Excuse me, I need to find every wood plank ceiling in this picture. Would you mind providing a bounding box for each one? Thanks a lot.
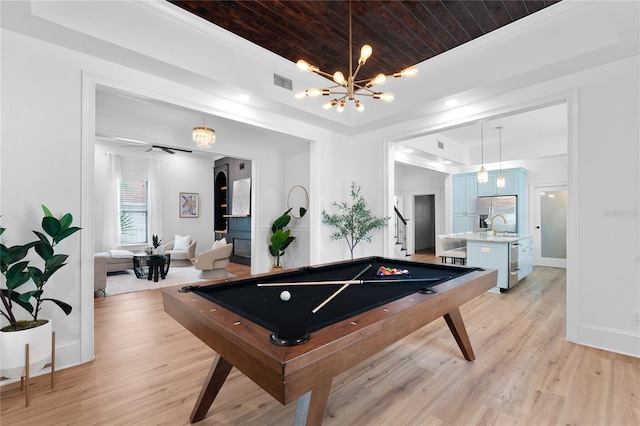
[168,0,561,82]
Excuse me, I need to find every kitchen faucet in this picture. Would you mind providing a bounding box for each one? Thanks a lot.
[490,214,506,234]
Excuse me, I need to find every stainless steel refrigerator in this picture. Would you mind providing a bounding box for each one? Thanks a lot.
[476,196,517,233]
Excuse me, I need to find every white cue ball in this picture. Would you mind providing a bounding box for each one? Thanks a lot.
[280,290,291,302]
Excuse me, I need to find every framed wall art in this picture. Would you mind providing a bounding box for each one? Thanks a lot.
[179,192,199,218]
[232,177,251,216]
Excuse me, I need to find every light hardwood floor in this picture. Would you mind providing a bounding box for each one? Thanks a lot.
[2,254,639,425]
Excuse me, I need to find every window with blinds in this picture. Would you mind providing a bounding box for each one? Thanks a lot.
[120,178,148,245]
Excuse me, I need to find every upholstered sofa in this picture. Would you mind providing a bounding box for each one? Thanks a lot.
[94,250,135,272]
[195,238,233,279]
[161,235,197,266]
[93,250,136,296]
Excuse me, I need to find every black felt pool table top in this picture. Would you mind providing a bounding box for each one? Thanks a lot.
[187,256,477,344]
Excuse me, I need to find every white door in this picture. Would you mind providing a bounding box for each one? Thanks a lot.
[532,185,567,268]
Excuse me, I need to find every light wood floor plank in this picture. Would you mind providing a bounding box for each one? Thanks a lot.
[2,254,639,425]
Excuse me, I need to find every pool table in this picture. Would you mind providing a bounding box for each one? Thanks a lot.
[162,256,497,425]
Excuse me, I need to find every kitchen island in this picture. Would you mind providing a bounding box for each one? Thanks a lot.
[465,232,533,291]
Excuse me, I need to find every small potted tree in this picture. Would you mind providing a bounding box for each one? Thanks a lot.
[0,205,81,379]
[321,181,389,259]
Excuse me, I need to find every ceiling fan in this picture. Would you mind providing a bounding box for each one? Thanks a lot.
[145,145,192,154]
[116,137,193,154]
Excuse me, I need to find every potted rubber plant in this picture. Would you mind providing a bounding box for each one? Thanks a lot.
[0,205,81,378]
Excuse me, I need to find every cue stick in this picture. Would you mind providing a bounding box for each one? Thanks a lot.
[311,264,373,314]
[257,277,451,287]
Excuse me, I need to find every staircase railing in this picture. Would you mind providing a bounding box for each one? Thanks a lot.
[394,206,408,253]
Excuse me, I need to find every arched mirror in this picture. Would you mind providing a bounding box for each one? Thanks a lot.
[287,185,309,219]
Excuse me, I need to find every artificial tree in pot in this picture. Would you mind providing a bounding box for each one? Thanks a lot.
[321,181,389,259]
[0,205,81,379]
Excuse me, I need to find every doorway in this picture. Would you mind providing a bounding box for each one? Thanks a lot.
[414,194,436,251]
[532,185,567,268]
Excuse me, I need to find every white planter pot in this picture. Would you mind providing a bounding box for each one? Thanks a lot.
[0,320,52,379]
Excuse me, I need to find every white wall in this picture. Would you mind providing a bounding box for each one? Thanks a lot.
[315,133,391,262]
[1,30,88,368]
[94,142,217,253]
[282,150,311,269]
[567,56,639,355]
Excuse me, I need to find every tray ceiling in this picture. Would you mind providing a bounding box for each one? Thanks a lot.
[169,0,561,81]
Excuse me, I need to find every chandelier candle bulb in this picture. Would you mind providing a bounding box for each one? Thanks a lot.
[373,92,394,103]
[366,73,387,87]
[296,60,318,73]
[359,45,372,64]
[394,67,419,78]
[323,100,339,110]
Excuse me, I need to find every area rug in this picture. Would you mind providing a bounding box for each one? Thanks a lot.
[103,265,235,296]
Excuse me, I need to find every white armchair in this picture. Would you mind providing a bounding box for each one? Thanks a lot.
[195,239,233,279]
[161,235,197,266]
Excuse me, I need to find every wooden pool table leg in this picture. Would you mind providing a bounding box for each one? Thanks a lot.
[443,307,476,362]
[190,354,233,423]
[293,381,332,426]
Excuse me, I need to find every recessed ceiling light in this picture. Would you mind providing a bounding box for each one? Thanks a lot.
[237,94,250,102]
[445,99,458,107]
